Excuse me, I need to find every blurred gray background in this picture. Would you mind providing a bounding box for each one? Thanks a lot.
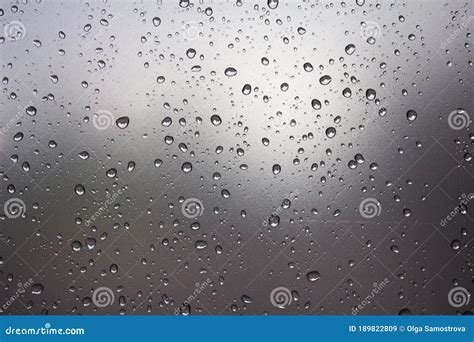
[0,0,472,315]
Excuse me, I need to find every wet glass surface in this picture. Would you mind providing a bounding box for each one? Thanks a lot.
[0,0,472,315]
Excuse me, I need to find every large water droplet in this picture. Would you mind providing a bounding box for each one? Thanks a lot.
[267,0,279,9]
[224,67,237,77]
[25,106,37,116]
[406,110,417,122]
[311,99,322,110]
[345,44,356,55]
[74,184,85,196]
[211,115,222,126]
[306,271,321,282]
[272,164,281,175]
[116,116,130,129]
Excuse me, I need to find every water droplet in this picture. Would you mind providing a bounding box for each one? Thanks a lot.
[152,17,161,27]
[221,189,230,198]
[31,284,44,295]
[345,44,356,55]
[74,184,85,196]
[106,168,117,178]
[25,106,37,116]
[303,62,313,72]
[116,116,130,129]
[406,110,417,122]
[398,308,412,315]
[272,164,281,175]
[241,295,253,304]
[224,67,237,77]
[71,240,82,252]
[211,115,222,126]
[306,271,321,282]
[319,75,332,85]
[325,127,336,138]
[267,0,279,9]
[269,215,280,227]
[451,239,461,250]
[311,99,322,110]
[186,48,196,59]
[354,153,365,164]
[242,84,251,95]
[366,88,376,101]
[182,162,192,173]
[342,87,352,98]
[195,240,208,249]
[79,151,89,160]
